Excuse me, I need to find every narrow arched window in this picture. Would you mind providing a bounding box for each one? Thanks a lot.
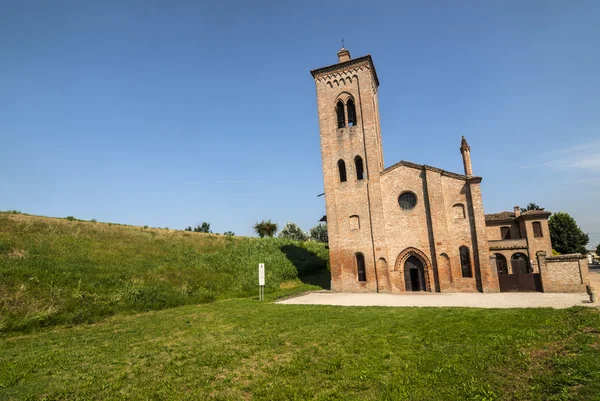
[337,159,347,182]
[336,100,345,128]
[460,246,472,278]
[355,156,364,180]
[356,253,366,282]
[347,99,357,126]
[495,254,508,274]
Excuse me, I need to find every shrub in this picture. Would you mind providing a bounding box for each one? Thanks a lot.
[65,216,76,221]
[223,231,235,236]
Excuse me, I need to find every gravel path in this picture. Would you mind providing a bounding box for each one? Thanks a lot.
[278,291,595,309]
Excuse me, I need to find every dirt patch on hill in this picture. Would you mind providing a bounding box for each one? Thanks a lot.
[7,249,27,258]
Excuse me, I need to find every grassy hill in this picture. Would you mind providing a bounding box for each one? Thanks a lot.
[0,212,329,333]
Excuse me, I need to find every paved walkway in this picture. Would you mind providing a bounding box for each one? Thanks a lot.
[278,291,595,309]
[589,265,600,288]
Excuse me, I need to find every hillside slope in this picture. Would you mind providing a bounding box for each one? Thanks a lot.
[0,213,329,333]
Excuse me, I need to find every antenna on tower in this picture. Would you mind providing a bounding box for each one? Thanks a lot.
[341,38,345,49]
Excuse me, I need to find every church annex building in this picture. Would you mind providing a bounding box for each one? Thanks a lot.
[311,48,589,294]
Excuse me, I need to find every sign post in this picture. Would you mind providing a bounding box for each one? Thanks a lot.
[258,263,265,301]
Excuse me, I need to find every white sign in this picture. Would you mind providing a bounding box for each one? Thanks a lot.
[258,263,265,286]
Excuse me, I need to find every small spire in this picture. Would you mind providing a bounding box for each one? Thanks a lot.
[341,38,345,49]
[460,136,473,176]
[460,135,470,152]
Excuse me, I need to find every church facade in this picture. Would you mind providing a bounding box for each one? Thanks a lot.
[310,48,588,293]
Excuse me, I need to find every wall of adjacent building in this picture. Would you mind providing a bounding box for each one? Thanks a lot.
[537,253,589,293]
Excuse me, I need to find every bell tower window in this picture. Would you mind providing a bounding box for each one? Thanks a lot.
[355,156,364,180]
[347,99,357,126]
[336,101,345,128]
[338,159,347,182]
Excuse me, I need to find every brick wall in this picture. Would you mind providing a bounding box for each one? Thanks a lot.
[537,252,589,293]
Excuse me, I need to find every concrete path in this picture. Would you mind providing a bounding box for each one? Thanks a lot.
[277,291,595,309]
[589,265,600,288]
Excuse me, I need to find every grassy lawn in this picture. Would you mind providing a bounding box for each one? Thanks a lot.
[0,212,328,334]
[1,300,599,400]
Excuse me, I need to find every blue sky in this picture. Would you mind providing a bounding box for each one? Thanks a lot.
[1,1,599,245]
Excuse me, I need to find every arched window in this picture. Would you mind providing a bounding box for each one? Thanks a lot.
[347,99,357,126]
[356,253,366,282]
[459,246,472,278]
[354,156,364,180]
[495,254,508,275]
[337,159,347,182]
[336,100,345,129]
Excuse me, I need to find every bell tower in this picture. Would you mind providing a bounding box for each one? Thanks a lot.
[311,49,388,292]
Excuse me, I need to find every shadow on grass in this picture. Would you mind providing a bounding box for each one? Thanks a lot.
[280,244,331,290]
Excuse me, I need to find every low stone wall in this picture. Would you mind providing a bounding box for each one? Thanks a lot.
[536,252,589,293]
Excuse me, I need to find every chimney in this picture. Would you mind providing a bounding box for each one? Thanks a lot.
[514,206,521,218]
[460,136,473,176]
[337,48,351,63]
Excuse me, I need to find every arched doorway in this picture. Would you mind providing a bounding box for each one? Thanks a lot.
[404,256,426,291]
[511,253,530,274]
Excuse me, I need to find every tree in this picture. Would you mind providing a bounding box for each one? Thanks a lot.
[521,203,544,213]
[310,223,328,243]
[195,222,212,233]
[254,220,278,238]
[223,231,235,236]
[185,222,212,233]
[279,222,308,241]
[548,212,589,255]
[596,243,600,257]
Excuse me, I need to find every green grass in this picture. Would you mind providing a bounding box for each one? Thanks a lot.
[1,301,599,400]
[0,213,329,334]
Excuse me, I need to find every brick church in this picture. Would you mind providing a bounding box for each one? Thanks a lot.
[310,48,589,293]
